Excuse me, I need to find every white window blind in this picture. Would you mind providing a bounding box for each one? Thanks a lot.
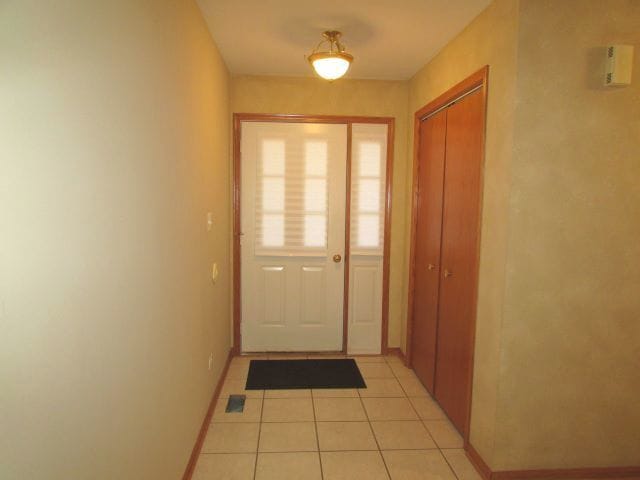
[255,126,337,256]
[350,124,388,255]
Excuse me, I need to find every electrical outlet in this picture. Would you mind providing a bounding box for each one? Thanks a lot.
[208,353,213,371]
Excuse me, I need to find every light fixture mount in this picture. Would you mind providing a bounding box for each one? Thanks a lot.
[307,30,354,81]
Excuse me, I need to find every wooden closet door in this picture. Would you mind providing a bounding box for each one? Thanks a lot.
[410,109,447,393]
[434,89,484,434]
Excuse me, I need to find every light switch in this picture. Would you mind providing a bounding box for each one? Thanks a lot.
[207,212,214,231]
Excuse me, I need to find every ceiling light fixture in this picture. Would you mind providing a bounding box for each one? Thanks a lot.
[307,31,353,80]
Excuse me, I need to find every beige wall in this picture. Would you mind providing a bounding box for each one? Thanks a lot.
[493,0,640,469]
[232,76,410,348]
[407,0,520,464]
[0,1,231,479]
[407,0,640,470]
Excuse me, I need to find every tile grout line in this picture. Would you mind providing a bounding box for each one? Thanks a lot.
[440,449,462,480]
[310,388,325,479]
[211,414,448,424]
[386,353,446,476]
[385,355,462,480]
[357,383,393,480]
[387,354,445,450]
[252,369,265,480]
[200,447,444,455]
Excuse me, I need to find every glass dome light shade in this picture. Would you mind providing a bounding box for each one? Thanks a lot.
[308,52,353,80]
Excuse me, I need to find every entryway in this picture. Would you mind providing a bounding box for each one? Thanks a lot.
[234,115,393,355]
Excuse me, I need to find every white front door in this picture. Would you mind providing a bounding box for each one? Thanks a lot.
[240,122,347,352]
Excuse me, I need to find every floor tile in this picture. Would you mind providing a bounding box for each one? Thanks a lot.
[262,398,314,422]
[201,423,260,453]
[226,355,268,377]
[313,397,367,421]
[258,422,317,452]
[264,389,311,399]
[382,450,456,480]
[316,421,378,451]
[212,397,262,423]
[388,361,416,378]
[359,378,406,398]
[192,453,255,480]
[441,449,483,480]
[350,355,386,363]
[307,354,346,359]
[226,362,250,380]
[229,356,251,366]
[370,420,437,450]
[228,355,258,366]
[255,452,321,480]
[361,397,418,421]
[397,374,429,397]
[266,354,309,359]
[231,355,265,366]
[408,396,446,420]
[220,378,263,399]
[384,354,405,365]
[358,363,395,379]
[312,388,359,398]
[423,419,463,448]
[321,451,390,480]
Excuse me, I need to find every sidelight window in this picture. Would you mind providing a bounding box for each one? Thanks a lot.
[351,124,388,255]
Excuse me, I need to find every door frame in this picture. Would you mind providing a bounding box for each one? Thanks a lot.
[232,113,395,355]
[405,66,488,443]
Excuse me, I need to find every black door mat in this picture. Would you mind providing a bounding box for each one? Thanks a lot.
[245,359,367,390]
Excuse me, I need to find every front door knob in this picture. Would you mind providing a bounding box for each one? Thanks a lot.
[333,254,342,263]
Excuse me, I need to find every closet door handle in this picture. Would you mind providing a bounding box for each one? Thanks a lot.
[444,269,453,278]
[427,263,436,271]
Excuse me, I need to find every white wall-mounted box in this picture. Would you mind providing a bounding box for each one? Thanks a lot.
[605,45,634,86]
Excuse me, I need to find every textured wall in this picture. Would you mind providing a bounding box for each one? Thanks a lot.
[494,0,640,469]
[407,0,520,464]
[0,1,231,479]
[232,76,410,348]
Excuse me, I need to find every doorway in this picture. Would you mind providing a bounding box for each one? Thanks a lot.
[406,67,488,439]
[233,114,394,354]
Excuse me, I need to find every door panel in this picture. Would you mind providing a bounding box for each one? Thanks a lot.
[261,266,286,326]
[411,110,447,393]
[300,266,326,325]
[241,122,347,351]
[434,89,484,434]
[351,265,378,325]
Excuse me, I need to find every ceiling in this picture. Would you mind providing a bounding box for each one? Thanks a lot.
[196,0,491,80]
